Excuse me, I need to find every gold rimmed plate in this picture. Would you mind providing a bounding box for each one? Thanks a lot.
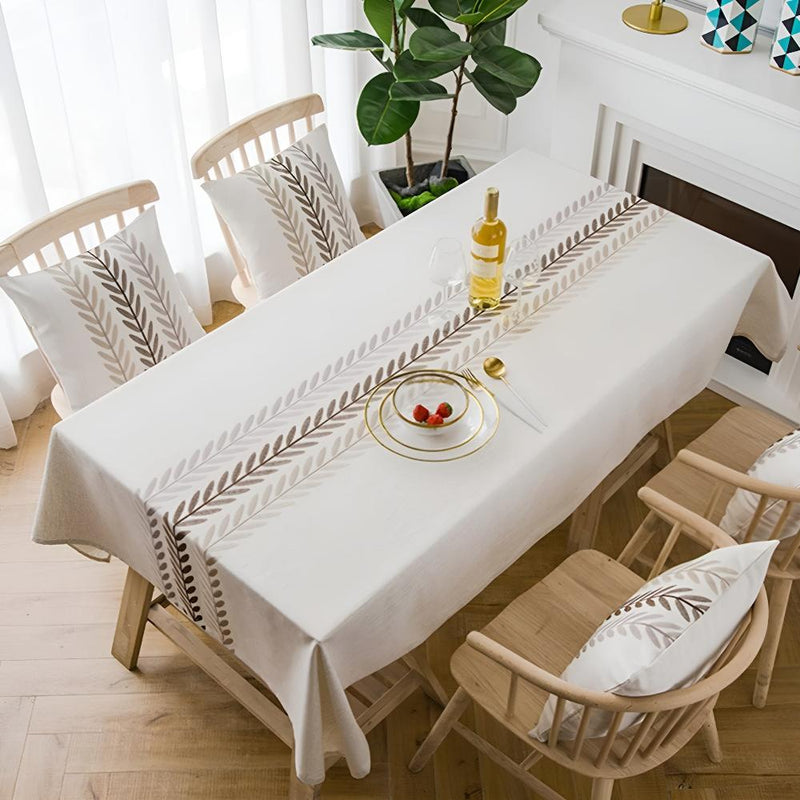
[364,370,500,462]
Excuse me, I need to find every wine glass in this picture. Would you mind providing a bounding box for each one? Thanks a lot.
[428,238,466,330]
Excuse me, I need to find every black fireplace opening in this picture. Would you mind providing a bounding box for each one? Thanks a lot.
[639,165,800,375]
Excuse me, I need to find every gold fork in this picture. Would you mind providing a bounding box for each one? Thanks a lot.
[461,367,494,397]
[460,367,542,432]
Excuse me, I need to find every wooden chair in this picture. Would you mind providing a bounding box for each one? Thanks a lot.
[0,181,160,419]
[191,93,325,309]
[409,487,769,800]
[640,404,799,707]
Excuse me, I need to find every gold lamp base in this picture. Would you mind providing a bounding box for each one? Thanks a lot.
[622,2,688,34]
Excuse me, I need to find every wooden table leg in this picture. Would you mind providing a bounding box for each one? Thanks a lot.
[403,643,450,706]
[653,419,676,469]
[111,566,154,670]
[289,750,321,800]
[567,486,604,553]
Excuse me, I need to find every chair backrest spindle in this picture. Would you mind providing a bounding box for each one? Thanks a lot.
[547,696,566,748]
[647,519,682,579]
[506,673,519,717]
[676,449,800,578]
[570,706,594,760]
[0,181,158,279]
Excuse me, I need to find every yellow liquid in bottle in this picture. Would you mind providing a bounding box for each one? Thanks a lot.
[469,188,506,310]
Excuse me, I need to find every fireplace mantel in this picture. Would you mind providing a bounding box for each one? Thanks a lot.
[539,0,800,130]
[537,0,800,421]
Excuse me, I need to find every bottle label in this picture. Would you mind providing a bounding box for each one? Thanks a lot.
[471,256,499,279]
[472,242,499,259]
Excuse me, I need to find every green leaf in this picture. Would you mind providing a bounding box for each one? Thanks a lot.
[394,49,461,80]
[470,67,516,113]
[409,27,473,61]
[311,31,384,52]
[472,19,506,47]
[364,0,394,46]
[507,80,534,97]
[472,45,541,88]
[405,8,448,28]
[394,0,415,14]
[430,0,478,21]
[454,12,486,25]
[458,0,528,26]
[390,79,452,101]
[357,73,420,145]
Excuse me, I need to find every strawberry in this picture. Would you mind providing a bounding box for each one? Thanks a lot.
[427,413,444,426]
[413,404,430,422]
[436,402,453,418]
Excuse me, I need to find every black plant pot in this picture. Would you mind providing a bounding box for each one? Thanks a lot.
[372,155,476,225]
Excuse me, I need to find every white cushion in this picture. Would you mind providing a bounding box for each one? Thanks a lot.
[720,429,800,542]
[202,124,364,300]
[531,540,777,742]
[0,208,203,412]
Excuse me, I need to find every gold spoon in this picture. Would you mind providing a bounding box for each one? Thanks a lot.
[483,357,548,429]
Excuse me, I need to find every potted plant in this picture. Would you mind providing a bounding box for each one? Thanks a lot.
[312,0,541,223]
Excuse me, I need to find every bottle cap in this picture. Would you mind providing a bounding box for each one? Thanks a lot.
[484,187,499,221]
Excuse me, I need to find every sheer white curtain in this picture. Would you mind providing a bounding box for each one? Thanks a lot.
[0,0,392,447]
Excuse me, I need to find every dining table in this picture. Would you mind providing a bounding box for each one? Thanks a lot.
[32,149,790,788]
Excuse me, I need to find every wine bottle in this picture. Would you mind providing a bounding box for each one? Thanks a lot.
[469,187,507,310]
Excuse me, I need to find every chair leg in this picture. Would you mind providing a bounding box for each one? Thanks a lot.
[591,777,614,800]
[753,577,793,708]
[111,567,154,670]
[409,686,470,773]
[701,711,723,763]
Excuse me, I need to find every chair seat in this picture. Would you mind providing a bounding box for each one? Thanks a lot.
[451,549,643,745]
[646,406,793,523]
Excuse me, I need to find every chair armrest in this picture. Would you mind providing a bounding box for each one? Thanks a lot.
[677,449,800,503]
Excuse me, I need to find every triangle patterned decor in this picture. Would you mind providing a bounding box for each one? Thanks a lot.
[771,0,800,73]
[701,0,763,52]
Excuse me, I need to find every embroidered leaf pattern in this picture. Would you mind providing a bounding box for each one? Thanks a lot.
[244,168,318,276]
[112,229,192,352]
[134,186,667,636]
[578,552,738,657]
[86,247,163,368]
[52,258,134,386]
[269,154,337,262]
[293,136,363,249]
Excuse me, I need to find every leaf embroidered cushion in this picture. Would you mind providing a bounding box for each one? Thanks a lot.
[0,208,204,411]
[719,429,800,542]
[201,124,364,300]
[530,540,777,742]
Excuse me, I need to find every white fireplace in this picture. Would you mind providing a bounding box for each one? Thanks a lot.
[533,0,800,421]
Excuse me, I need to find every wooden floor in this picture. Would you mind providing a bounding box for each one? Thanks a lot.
[2,312,799,799]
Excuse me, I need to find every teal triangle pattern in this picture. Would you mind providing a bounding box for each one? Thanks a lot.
[701,0,763,52]
[771,0,800,73]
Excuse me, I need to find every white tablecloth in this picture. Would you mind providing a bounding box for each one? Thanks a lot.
[33,150,789,784]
